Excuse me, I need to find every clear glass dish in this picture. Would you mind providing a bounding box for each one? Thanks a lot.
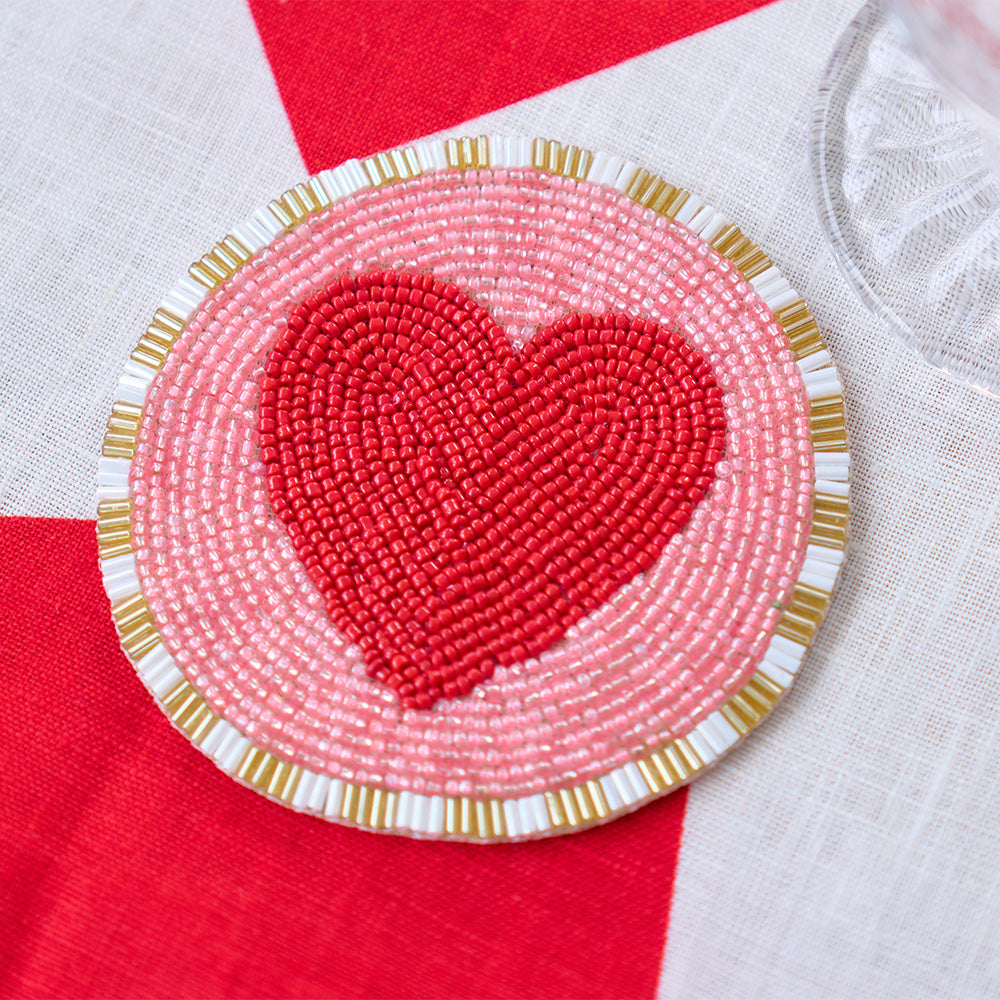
[812,0,1000,396]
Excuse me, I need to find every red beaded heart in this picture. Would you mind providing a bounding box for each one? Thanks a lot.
[259,271,726,709]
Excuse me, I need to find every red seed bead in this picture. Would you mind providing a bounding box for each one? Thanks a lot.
[259,271,726,709]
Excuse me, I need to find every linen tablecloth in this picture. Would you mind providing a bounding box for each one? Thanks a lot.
[3,1,999,996]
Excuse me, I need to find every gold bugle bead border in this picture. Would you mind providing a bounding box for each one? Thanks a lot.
[625,168,694,228]
[362,147,422,187]
[130,308,187,372]
[446,135,490,171]
[268,182,327,230]
[189,235,255,291]
[531,138,594,181]
[98,137,848,841]
[110,592,161,661]
[102,401,144,459]
[775,583,832,646]
[810,493,850,550]
[96,498,134,558]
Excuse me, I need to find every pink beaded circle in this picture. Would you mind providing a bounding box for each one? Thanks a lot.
[100,139,848,840]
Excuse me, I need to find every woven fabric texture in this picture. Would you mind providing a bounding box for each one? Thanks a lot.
[3,0,1000,997]
[439,3,1000,996]
[1,516,685,998]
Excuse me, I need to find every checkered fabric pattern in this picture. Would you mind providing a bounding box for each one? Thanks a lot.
[3,2,999,996]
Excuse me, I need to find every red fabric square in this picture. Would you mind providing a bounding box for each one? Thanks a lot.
[250,0,779,173]
[1,518,686,999]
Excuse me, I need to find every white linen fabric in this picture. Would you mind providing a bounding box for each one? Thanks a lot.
[0,0,304,517]
[452,3,1000,995]
[3,0,999,995]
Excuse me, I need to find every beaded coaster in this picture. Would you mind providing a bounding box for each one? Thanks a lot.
[97,137,849,842]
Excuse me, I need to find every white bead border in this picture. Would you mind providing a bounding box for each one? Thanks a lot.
[97,136,849,841]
